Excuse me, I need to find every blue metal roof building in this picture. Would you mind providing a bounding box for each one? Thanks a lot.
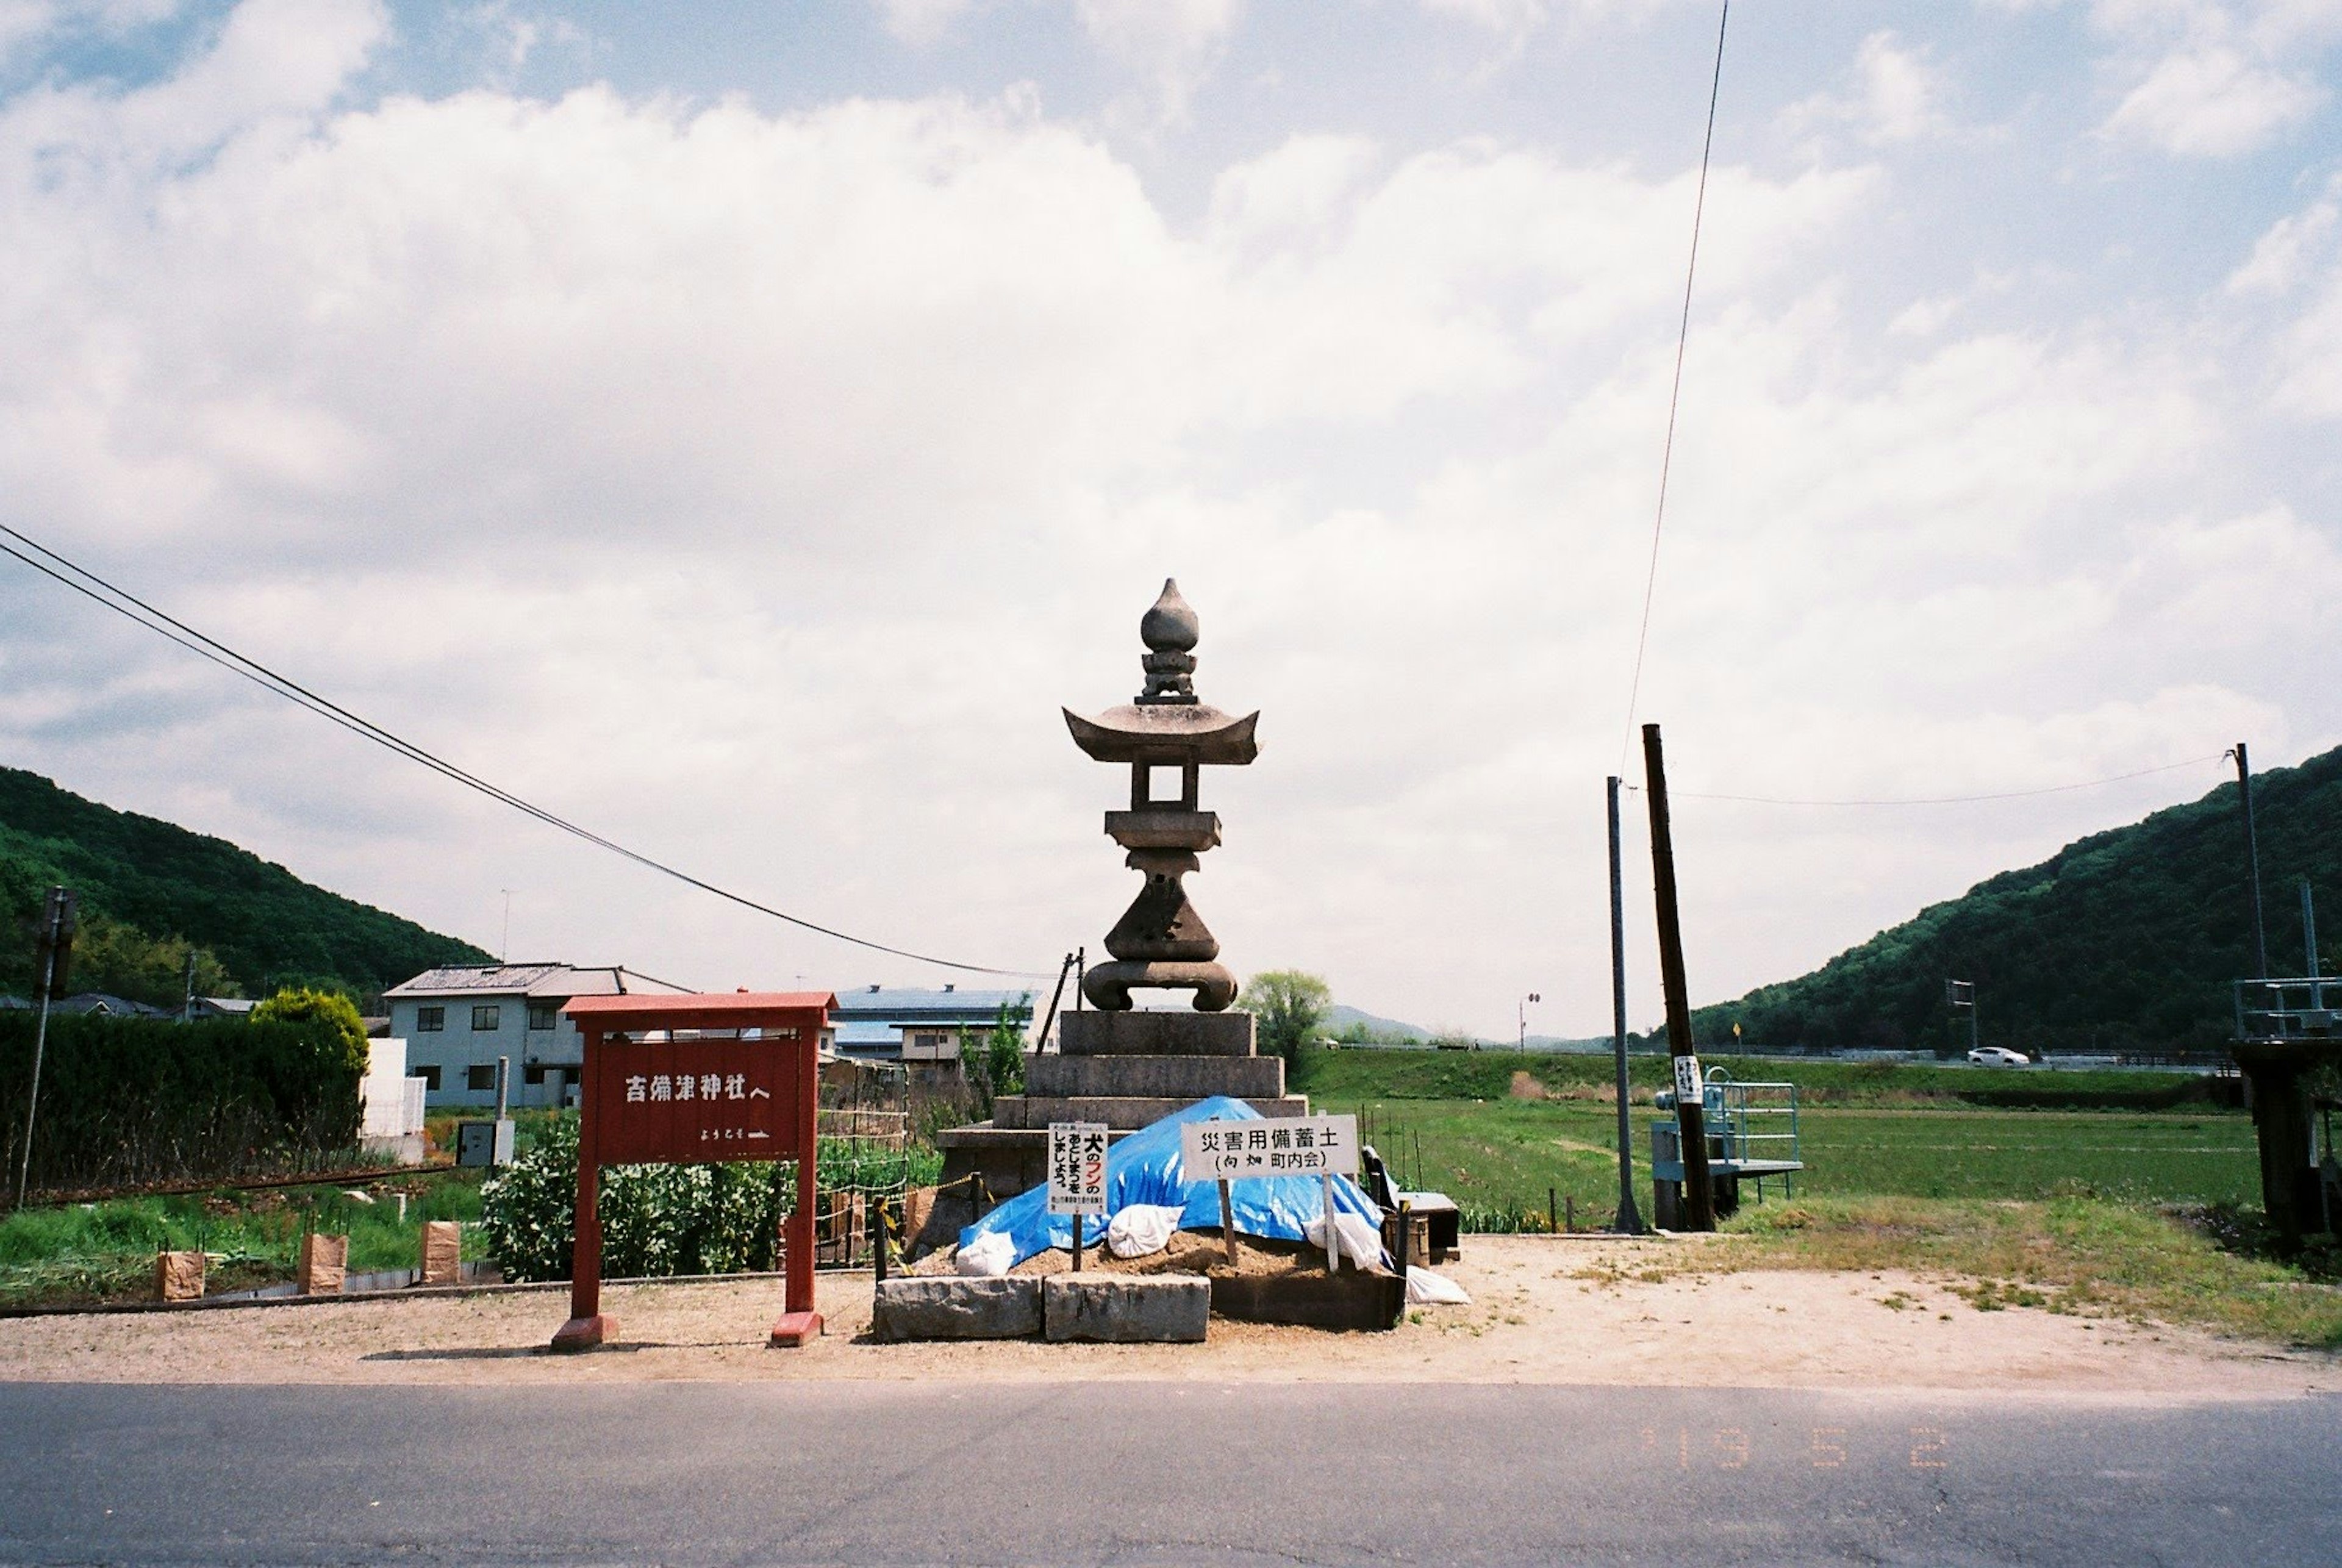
[822,984,1034,1065]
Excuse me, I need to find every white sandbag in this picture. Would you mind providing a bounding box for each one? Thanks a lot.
[1405,1267,1470,1305]
[955,1229,1016,1278]
[1105,1204,1185,1259]
[1303,1208,1386,1270]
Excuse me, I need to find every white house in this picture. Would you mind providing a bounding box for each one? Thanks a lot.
[384,962,689,1109]
[358,1036,427,1163]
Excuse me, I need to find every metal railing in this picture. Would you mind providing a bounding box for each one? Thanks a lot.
[1704,1070,1800,1171]
[2233,978,2342,1043]
[1650,1069,1803,1197]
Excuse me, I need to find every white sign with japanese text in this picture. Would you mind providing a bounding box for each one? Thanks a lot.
[1047,1122,1109,1216]
[1672,1055,1703,1102]
[1180,1114,1357,1182]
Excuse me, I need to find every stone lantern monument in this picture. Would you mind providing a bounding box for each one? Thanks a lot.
[933,581,1305,1200]
[1062,579,1258,1013]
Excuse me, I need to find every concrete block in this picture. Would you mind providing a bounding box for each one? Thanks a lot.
[1059,1011,1256,1058]
[1023,1053,1285,1100]
[1044,1273,1209,1343]
[154,1250,204,1302]
[420,1220,463,1286]
[296,1233,347,1296]
[871,1277,1044,1341]
[994,1094,1309,1131]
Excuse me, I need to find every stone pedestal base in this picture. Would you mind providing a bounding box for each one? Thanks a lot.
[935,1009,1302,1207]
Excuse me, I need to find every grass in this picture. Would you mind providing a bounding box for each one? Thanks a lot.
[1332,1095,2259,1225]
[1311,1044,2340,1350]
[1572,1194,2342,1351]
[0,1169,487,1308]
[1295,1043,2233,1112]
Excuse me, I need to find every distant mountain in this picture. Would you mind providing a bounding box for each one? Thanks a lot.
[1693,744,2342,1055]
[0,768,489,1008]
[1325,1003,1431,1042]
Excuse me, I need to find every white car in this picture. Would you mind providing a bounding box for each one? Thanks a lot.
[1968,1045,2030,1067]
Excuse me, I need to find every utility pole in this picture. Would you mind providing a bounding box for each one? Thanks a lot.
[1517,992,1539,1050]
[181,949,198,1025]
[2233,743,2268,980]
[15,886,77,1209]
[1947,979,1977,1056]
[1641,725,1715,1232]
[1606,776,1644,1236]
[2304,881,2324,1013]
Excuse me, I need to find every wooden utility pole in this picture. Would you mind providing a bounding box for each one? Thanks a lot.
[1640,725,1716,1232]
[1606,776,1644,1235]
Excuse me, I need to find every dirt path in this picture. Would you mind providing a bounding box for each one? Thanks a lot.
[2,1237,2332,1400]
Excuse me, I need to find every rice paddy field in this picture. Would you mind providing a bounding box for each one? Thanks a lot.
[1291,1046,2260,1226]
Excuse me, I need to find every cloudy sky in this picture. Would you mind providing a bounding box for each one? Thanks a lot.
[2,0,2338,1037]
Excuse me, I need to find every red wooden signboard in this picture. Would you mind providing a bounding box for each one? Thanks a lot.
[551,990,833,1353]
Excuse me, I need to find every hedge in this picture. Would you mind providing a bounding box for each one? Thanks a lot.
[0,1011,362,1196]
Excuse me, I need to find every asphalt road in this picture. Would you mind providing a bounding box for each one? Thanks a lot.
[1,1381,2335,1566]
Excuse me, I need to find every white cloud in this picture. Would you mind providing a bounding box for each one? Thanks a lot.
[2102,42,2322,153]
[1782,31,1950,148]
[2094,0,2340,156]
[2270,262,2342,415]
[1073,0,1239,121]
[2226,181,2338,293]
[873,0,975,46]
[0,1,2333,1033]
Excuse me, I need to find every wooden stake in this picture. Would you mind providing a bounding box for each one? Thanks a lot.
[1218,1178,1238,1268]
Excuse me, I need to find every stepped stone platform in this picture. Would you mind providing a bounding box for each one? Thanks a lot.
[934,1009,1306,1201]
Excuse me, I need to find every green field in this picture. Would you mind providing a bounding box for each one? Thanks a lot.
[0,1170,487,1308]
[1292,1046,2258,1225]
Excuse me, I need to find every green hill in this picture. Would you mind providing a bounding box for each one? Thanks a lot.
[0,767,489,1008]
[1692,745,2342,1056]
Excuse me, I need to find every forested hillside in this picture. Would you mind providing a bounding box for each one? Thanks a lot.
[0,768,487,1007]
[1693,745,2342,1055]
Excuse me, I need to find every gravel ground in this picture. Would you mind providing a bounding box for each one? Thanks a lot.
[1,1236,2333,1401]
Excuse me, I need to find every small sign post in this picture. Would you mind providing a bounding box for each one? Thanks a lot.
[1048,1122,1109,1271]
[1178,1114,1359,1273]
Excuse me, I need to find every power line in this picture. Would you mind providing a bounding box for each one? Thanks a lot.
[0,523,1051,979]
[1618,0,1730,770]
[1658,753,2227,807]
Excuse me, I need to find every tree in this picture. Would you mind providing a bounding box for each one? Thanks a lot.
[251,986,370,1081]
[1245,970,1332,1065]
[959,1002,1029,1115]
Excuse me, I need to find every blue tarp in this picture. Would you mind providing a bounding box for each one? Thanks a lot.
[960,1095,1384,1269]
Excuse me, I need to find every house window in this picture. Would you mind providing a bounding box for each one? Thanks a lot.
[415,1006,445,1033]
[524,1063,547,1084]
[526,1001,557,1031]
[471,1004,500,1031]
[409,1064,442,1090]
[465,1064,496,1092]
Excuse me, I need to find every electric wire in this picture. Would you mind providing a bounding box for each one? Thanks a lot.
[0,523,1052,979]
[1618,0,1730,770]
[1633,753,2227,807]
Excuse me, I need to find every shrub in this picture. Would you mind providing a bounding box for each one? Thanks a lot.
[478,1117,942,1282]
